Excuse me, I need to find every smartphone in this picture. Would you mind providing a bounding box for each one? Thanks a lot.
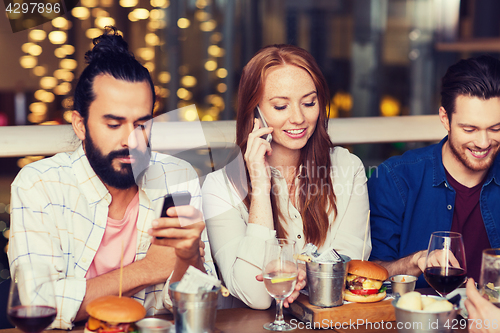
[160,192,192,218]
[156,192,192,238]
[254,105,272,143]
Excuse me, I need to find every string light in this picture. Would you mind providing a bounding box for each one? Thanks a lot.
[33,66,46,76]
[29,30,46,42]
[204,60,217,71]
[177,18,190,29]
[158,72,171,84]
[27,44,42,56]
[132,8,149,20]
[95,17,115,28]
[52,17,69,29]
[40,76,58,90]
[72,7,90,20]
[21,42,35,53]
[119,0,138,7]
[181,76,197,88]
[145,33,160,46]
[20,56,37,68]
[86,28,102,39]
[200,20,216,32]
[60,59,77,70]
[48,31,67,44]
[216,68,227,78]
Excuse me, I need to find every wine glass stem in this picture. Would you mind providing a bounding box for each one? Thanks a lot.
[274,298,285,326]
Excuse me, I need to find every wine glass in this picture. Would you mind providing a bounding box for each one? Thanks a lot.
[479,248,500,307]
[423,231,467,297]
[262,238,298,331]
[7,262,57,333]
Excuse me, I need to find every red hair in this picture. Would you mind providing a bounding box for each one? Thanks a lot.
[229,44,336,247]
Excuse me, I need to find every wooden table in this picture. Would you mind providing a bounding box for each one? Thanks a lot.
[0,307,465,333]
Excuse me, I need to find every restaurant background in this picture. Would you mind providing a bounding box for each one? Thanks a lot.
[0,0,499,282]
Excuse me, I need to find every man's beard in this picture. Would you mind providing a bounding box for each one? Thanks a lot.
[448,130,499,172]
[85,131,150,189]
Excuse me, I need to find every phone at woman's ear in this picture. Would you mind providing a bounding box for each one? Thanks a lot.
[254,105,272,143]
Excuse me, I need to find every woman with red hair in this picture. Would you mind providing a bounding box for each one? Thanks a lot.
[202,44,370,309]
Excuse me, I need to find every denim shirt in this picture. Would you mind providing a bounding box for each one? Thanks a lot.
[368,136,500,287]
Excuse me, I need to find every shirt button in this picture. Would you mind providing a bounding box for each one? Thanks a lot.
[445,183,448,188]
[447,205,452,210]
[82,258,87,263]
[294,215,298,219]
[297,235,301,239]
[96,220,102,226]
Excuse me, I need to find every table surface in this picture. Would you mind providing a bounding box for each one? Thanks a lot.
[0,306,469,333]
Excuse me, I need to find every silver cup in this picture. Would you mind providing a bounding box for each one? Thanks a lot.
[136,318,172,333]
[390,275,417,296]
[168,282,220,333]
[306,254,351,307]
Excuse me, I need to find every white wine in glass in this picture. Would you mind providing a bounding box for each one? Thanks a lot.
[262,238,298,331]
[479,248,500,308]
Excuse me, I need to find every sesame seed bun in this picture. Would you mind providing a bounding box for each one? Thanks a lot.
[86,295,146,324]
[347,260,389,281]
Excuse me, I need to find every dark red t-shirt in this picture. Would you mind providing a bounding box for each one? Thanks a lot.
[445,169,490,282]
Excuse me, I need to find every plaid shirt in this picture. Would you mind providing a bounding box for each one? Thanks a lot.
[8,144,215,329]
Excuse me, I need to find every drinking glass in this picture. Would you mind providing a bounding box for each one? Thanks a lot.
[423,231,467,297]
[479,248,500,307]
[7,262,57,333]
[262,238,298,331]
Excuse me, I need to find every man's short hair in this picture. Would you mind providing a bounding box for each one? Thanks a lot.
[441,55,500,122]
[73,26,155,124]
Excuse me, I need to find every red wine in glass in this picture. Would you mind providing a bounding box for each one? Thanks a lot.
[7,305,57,333]
[424,267,467,296]
[7,263,57,333]
[424,231,467,297]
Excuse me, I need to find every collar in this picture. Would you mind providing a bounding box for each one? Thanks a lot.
[432,137,448,187]
[71,144,112,206]
[433,136,500,187]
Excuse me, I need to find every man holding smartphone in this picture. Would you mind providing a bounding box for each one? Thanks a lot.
[8,27,215,329]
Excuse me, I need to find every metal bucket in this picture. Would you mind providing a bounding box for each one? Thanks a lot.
[168,282,220,333]
[306,254,351,307]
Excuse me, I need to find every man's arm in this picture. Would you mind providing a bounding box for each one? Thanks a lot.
[74,245,177,322]
[373,250,427,278]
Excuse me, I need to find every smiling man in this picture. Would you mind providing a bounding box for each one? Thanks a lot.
[368,55,500,287]
[8,27,215,329]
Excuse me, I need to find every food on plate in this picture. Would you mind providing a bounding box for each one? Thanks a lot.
[396,291,454,312]
[397,291,422,311]
[344,260,389,303]
[85,295,146,333]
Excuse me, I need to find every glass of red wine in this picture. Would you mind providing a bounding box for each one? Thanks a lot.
[7,262,57,333]
[423,231,467,297]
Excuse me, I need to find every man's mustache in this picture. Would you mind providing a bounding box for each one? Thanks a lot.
[108,149,130,160]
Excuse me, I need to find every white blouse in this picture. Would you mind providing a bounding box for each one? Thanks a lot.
[201,146,371,309]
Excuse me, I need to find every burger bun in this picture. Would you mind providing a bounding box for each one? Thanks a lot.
[344,290,387,303]
[347,260,389,281]
[86,295,146,324]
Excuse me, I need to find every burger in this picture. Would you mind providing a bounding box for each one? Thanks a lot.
[344,260,389,303]
[85,295,146,333]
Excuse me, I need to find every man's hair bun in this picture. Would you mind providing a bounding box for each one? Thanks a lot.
[84,26,133,64]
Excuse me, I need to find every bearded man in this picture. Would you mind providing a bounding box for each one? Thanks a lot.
[368,55,500,287]
[8,27,215,329]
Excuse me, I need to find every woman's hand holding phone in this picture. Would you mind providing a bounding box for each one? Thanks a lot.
[244,117,273,196]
